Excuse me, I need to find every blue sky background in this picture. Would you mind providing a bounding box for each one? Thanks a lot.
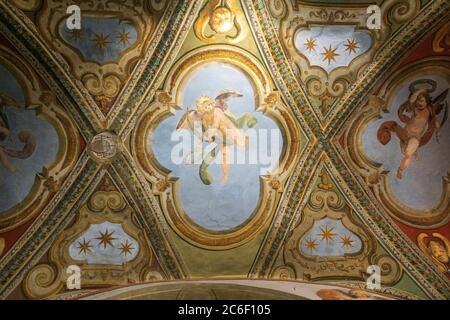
[152,63,282,231]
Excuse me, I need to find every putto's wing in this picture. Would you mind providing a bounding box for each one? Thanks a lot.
[214,90,243,110]
[439,101,448,128]
[176,110,190,130]
[215,90,243,103]
[432,88,449,115]
[176,110,201,130]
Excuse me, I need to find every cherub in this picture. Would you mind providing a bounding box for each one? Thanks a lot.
[176,90,257,185]
[175,89,246,130]
[0,93,36,173]
[417,232,450,274]
[377,83,448,179]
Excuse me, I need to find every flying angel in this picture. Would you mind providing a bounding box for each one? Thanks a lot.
[377,80,448,179]
[175,89,257,185]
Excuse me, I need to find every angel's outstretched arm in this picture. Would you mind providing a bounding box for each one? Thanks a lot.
[397,101,411,123]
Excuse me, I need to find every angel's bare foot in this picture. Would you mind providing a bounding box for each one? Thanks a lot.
[396,168,403,179]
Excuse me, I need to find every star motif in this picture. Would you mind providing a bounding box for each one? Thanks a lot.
[321,45,340,64]
[76,238,92,255]
[318,225,336,242]
[340,235,355,249]
[117,29,131,46]
[119,240,134,256]
[305,37,317,52]
[95,229,117,249]
[92,32,111,50]
[344,38,359,54]
[304,237,318,253]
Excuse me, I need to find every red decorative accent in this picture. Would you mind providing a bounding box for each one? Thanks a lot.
[394,218,450,279]
[397,34,436,69]
[339,132,345,148]
[0,218,36,256]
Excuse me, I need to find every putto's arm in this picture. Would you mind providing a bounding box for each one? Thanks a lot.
[397,101,412,123]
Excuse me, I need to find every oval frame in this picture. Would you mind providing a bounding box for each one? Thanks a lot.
[132,45,301,249]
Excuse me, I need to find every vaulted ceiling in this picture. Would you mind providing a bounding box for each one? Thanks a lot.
[0,0,448,300]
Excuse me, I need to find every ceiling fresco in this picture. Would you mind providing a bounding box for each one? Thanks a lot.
[0,0,448,300]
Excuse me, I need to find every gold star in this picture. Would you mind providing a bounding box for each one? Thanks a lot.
[344,38,359,54]
[117,29,131,46]
[92,33,111,50]
[318,225,336,242]
[305,37,317,52]
[321,45,340,64]
[305,238,318,253]
[340,235,355,249]
[76,238,92,255]
[69,29,82,41]
[95,229,117,249]
[119,240,134,256]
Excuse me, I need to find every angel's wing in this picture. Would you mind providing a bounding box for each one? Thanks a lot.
[432,89,449,128]
[176,110,190,130]
[433,88,448,115]
[214,90,243,110]
[176,110,202,130]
